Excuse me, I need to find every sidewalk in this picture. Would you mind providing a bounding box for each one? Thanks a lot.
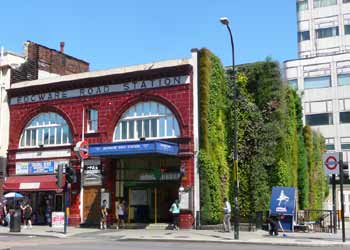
[0,225,350,247]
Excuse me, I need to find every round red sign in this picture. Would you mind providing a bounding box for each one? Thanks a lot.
[325,156,338,170]
[75,140,89,160]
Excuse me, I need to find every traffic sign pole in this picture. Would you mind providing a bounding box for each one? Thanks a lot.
[339,153,346,242]
[332,174,337,234]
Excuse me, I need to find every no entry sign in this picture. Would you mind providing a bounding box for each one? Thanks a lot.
[323,152,340,176]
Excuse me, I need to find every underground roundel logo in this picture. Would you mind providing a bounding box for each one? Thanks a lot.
[325,156,338,170]
[75,140,89,160]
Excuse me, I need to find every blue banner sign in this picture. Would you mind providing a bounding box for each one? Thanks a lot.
[269,187,296,216]
[29,161,55,174]
[15,160,69,175]
[89,140,179,157]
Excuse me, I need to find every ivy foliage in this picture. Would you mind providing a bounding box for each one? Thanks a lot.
[198,50,327,223]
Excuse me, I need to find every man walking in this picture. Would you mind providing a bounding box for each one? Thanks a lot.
[223,198,231,232]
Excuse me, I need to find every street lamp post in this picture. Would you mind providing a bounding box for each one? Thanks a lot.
[220,17,239,240]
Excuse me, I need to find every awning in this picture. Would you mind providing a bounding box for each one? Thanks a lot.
[3,175,62,192]
[89,140,179,157]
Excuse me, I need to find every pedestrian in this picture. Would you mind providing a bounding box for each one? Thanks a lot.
[117,200,126,229]
[21,202,33,229]
[223,198,231,232]
[0,201,5,226]
[268,214,279,236]
[100,200,108,230]
[169,199,180,230]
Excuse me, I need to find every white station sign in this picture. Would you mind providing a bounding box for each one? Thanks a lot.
[323,152,340,176]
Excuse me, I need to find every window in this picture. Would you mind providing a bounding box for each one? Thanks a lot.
[340,111,350,123]
[20,112,72,147]
[298,31,310,42]
[325,138,335,151]
[338,74,350,86]
[87,109,98,132]
[316,27,339,39]
[304,76,331,89]
[113,101,180,141]
[305,113,333,126]
[341,138,350,150]
[314,0,337,8]
[344,0,350,3]
[297,0,309,11]
[345,25,350,34]
[288,79,298,89]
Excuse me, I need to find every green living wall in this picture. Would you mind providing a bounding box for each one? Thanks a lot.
[198,50,327,223]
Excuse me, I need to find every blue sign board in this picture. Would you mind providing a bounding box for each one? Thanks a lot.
[28,161,55,174]
[269,187,296,232]
[269,187,296,216]
[89,140,179,157]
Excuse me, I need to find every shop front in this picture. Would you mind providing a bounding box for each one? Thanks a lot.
[3,159,67,224]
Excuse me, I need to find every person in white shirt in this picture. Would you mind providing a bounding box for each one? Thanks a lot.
[223,198,231,232]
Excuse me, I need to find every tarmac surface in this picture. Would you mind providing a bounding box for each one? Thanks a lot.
[1,224,350,247]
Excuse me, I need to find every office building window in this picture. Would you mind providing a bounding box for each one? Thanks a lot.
[316,26,339,39]
[87,109,98,133]
[340,111,350,123]
[314,0,337,8]
[304,76,331,89]
[338,74,350,86]
[345,25,350,34]
[305,113,333,126]
[325,138,335,151]
[297,0,309,11]
[288,79,298,89]
[298,31,310,42]
[341,137,350,150]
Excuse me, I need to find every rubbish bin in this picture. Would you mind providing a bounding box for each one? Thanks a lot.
[9,209,21,232]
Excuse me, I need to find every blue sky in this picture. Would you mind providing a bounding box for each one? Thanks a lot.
[1,0,297,70]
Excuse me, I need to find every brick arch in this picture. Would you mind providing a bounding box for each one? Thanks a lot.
[106,94,186,141]
[14,105,77,147]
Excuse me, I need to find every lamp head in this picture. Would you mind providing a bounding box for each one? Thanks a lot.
[220,17,229,25]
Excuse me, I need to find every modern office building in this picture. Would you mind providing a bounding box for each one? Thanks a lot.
[285,0,350,217]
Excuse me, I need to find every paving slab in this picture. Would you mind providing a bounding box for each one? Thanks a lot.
[0,225,350,247]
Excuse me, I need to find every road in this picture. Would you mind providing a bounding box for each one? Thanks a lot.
[0,236,346,250]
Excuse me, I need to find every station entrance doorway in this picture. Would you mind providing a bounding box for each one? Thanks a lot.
[115,157,181,223]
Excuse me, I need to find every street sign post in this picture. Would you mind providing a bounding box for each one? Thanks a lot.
[323,152,340,176]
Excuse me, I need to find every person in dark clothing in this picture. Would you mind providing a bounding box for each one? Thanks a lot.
[268,215,279,236]
[21,203,33,229]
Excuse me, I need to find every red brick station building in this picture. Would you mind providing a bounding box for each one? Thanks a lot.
[3,50,200,228]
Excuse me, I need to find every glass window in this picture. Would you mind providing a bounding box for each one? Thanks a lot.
[298,31,310,42]
[113,101,180,141]
[288,79,298,89]
[345,25,350,34]
[87,109,98,132]
[341,143,350,150]
[316,27,339,39]
[19,112,72,148]
[326,144,335,150]
[338,74,350,86]
[314,0,337,8]
[305,113,333,126]
[297,0,309,11]
[304,76,331,89]
[340,111,350,123]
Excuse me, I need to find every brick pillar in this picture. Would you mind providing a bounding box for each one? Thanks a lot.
[179,157,194,229]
